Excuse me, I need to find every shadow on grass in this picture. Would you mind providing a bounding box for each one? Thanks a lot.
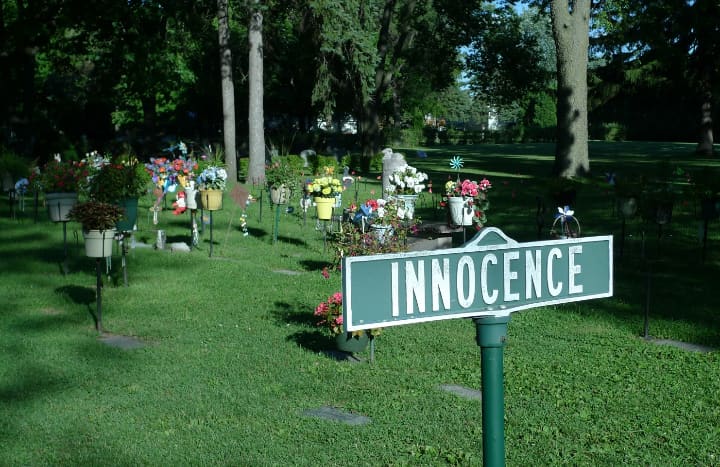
[56,284,100,329]
[287,329,334,353]
[271,301,335,352]
[298,259,331,272]
[274,235,308,247]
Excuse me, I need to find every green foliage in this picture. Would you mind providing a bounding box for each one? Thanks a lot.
[88,158,150,202]
[264,156,299,192]
[0,148,30,181]
[67,200,125,230]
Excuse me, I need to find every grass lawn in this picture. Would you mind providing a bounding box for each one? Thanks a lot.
[1,141,720,465]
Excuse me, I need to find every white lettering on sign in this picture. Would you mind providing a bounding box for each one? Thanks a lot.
[389,245,588,316]
[547,248,562,296]
[526,250,542,299]
[481,254,498,304]
[431,258,451,311]
[503,251,520,302]
[569,245,583,294]
[406,260,425,314]
[457,255,476,308]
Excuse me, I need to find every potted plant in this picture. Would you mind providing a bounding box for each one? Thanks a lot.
[196,165,228,211]
[444,178,492,228]
[88,155,151,231]
[641,181,676,226]
[173,155,200,209]
[265,156,297,204]
[614,174,645,219]
[314,292,380,353]
[307,174,343,220]
[387,164,429,219]
[67,201,125,257]
[36,156,88,222]
[0,147,30,192]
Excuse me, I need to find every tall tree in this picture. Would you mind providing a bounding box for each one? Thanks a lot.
[247,0,265,183]
[218,0,238,185]
[310,0,465,161]
[550,0,591,177]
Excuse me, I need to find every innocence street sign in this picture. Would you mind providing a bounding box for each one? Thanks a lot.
[342,227,613,331]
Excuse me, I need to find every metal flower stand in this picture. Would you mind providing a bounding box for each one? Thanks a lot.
[94,258,104,332]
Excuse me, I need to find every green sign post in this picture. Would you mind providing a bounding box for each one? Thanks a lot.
[342,228,613,466]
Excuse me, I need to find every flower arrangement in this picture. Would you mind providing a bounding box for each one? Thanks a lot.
[197,165,228,191]
[444,177,492,226]
[88,156,151,202]
[307,175,343,198]
[172,156,199,189]
[354,198,408,227]
[35,156,88,193]
[314,292,380,337]
[265,156,298,190]
[145,157,175,192]
[314,292,344,335]
[387,164,429,195]
[67,200,125,231]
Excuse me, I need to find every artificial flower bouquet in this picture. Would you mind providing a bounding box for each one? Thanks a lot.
[444,177,492,226]
[353,198,407,227]
[197,165,228,191]
[34,155,88,193]
[314,292,380,337]
[307,175,343,198]
[387,164,429,195]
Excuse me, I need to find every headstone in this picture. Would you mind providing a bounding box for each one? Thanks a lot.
[299,149,316,168]
[342,166,353,190]
[381,148,406,196]
[302,406,371,425]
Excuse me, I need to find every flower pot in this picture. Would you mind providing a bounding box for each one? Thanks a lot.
[335,332,369,353]
[270,184,291,205]
[46,192,78,222]
[370,224,393,244]
[83,229,116,258]
[314,197,334,220]
[184,186,199,210]
[115,197,138,232]
[396,194,419,219]
[448,196,473,226]
[617,196,638,219]
[200,189,223,211]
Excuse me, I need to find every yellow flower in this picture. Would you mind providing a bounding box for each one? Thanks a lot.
[321,187,331,195]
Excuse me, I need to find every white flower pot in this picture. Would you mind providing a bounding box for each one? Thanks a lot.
[448,196,473,226]
[370,224,393,244]
[395,194,419,219]
[46,192,78,222]
[83,229,116,258]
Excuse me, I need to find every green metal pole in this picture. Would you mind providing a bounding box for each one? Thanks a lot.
[474,315,510,467]
[274,203,280,244]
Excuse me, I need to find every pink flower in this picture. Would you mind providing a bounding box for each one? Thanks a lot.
[321,267,329,279]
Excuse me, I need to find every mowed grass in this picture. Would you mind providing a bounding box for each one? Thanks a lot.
[1,141,720,465]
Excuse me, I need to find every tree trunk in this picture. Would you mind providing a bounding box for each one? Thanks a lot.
[217,0,238,186]
[247,1,266,185]
[550,0,591,177]
[696,91,714,156]
[357,0,417,161]
[141,95,156,132]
